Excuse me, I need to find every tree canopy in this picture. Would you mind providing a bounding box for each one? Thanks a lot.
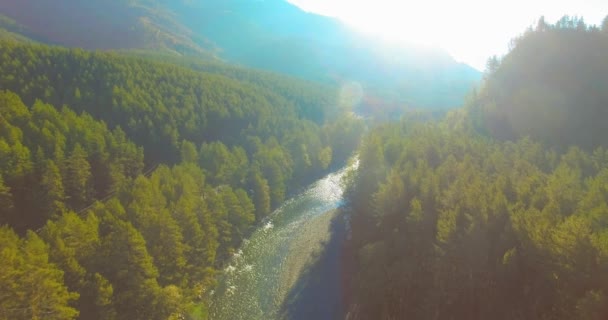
[0,40,363,319]
[344,116,608,319]
[343,17,608,319]
[470,16,608,151]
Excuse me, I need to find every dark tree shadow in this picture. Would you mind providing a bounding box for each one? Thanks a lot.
[278,212,347,320]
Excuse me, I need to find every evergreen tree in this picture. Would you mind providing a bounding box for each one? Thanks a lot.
[180,140,198,164]
[0,227,79,320]
[39,160,66,218]
[95,200,168,320]
[249,169,271,219]
[65,144,92,210]
[0,174,15,225]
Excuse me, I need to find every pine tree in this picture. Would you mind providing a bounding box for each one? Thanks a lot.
[95,200,170,320]
[0,227,79,320]
[40,160,66,218]
[0,174,15,225]
[65,144,92,209]
[250,170,271,219]
[180,140,198,164]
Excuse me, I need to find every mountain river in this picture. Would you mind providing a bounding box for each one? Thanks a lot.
[209,163,355,320]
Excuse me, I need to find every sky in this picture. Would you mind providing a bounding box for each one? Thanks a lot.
[287,0,608,70]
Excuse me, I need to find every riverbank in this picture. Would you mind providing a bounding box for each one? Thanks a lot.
[341,215,356,320]
[278,209,347,320]
[279,209,338,296]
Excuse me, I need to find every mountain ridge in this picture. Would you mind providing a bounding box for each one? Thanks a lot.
[0,0,481,109]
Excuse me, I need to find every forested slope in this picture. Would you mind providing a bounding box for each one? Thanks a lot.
[472,16,608,150]
[0,0,481,109]
[0,40,363,319]
[343,17,608,320]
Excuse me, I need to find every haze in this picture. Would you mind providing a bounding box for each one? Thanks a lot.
[288,0,608,70]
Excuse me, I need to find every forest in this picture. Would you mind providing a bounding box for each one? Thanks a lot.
[0,0,481,110]
[343,17,608,320]
[2,12,608,320]
[0,39,363,319]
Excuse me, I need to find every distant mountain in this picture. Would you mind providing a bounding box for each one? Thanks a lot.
[0,0,481,109]
[0,0,210,55]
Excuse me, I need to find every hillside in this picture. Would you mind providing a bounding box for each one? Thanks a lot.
[342,16,608,320]
[471,16,608,150]
[0,40,364,319]
[0,0,481,109]
[0,0,209,55]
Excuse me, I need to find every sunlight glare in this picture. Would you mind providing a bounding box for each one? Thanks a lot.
[338,1,443,46]
[339,81,364,111]
[288,0,608,70]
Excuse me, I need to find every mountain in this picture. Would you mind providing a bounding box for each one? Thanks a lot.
[0,0,210,55]
[0,0,481,109]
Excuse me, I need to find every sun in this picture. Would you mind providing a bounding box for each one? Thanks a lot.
[341,3,443,47]
[289,0,608,70]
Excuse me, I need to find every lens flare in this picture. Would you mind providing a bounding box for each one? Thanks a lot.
[339,81,364,110]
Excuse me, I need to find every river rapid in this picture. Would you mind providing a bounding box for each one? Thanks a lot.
[209,164,355,320]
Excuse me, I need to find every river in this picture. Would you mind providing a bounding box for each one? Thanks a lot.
[208,164,355,320]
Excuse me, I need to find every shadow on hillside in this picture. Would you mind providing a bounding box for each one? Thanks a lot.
[278,212,347,320]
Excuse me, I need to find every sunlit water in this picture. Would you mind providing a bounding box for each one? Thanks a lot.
[209,164,354,320]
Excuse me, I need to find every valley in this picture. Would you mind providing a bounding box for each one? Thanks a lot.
[0,2,607,320]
